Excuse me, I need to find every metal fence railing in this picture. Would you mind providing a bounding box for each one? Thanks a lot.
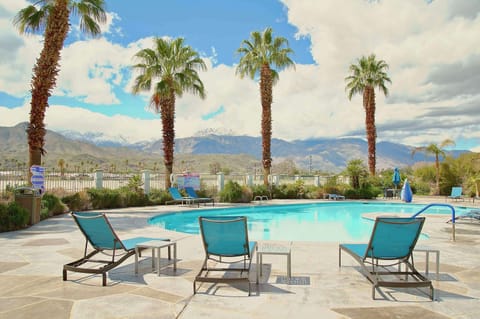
[1,169,345,197]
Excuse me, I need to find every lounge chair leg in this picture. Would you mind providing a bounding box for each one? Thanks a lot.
[63,269,67,281]
[102,273,107,286]
[338,247,342,267]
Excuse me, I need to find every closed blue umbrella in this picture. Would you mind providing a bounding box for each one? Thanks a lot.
[391,167,401,198]
[392,167,401,187]
[401,179,413,203]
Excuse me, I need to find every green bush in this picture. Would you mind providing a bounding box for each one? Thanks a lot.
[0,202,29,232]
[41,193,67,216]
[269,181,306,199]
[119,186,150,207]
[87,188,123,209]
[219,181,250,203]
[303,185,322,199]
[251,184,270,198]
[344,186,381,199]
[148,189,172,205]
[62,191,91,211]
[86,188,158,209]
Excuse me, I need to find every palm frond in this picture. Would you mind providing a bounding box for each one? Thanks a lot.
[13,4,50,34]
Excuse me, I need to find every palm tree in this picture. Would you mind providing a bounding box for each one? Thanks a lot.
[344,159,368,189]
[57,158,65,177]
[13,0,106,181]
[131,37,206,189]
[411,139,455,195]
[236,27,295,186]
[345,54,391,176]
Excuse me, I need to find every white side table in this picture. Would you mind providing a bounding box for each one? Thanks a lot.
[256,242,292,284]
[135,240,177,276]
[414,247,440,280]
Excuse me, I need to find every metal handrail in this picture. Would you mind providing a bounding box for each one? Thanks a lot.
[411,203,456,241]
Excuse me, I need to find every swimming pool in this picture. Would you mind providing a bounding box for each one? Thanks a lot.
[148,202,471,242]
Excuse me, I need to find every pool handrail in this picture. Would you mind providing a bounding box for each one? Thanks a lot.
[410,203,456,241]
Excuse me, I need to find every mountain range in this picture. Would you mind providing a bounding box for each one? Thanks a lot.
[0,123,468,173]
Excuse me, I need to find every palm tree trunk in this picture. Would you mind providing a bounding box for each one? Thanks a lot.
[260,64,273,185]
[363,86,376,176]
[27,0,70,183]
[161,91,176,189]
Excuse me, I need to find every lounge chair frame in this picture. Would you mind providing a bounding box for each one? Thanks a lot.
[339,217,434,300]
[184,187,215,206]
[194,216,256,295]
[166,187,201,207]
[63,212,169,286]
[446,186,464,201]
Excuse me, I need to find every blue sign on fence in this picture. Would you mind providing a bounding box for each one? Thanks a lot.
[30,165,45,174]
[177,173,200,190]
[30,165,45,195]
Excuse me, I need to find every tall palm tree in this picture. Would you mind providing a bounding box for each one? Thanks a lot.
[14,0,106,181]
[411,139,455,195]
[57,158,65,177]
[131,37,206,189]
[345,54,391,176]
[236,27,295,186]
[344,159,368,189]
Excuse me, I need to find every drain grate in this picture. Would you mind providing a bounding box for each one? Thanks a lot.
[275,276,310,285]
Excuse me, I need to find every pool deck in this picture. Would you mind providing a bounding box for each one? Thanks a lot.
[1,197,479,319]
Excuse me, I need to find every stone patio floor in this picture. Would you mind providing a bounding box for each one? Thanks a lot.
[1,197,479,319]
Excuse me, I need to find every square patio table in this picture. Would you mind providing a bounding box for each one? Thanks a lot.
[256,241,292,284]
[135,240,177,276]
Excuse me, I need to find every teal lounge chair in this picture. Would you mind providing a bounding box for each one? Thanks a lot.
[328,193,345,200]
[447,187,463,201]
[166,187,197,206]
[63,212,169,286]
[185,187,215,206]
[194,216,256,295]
[339,217,433,300]
[449,210,480,223]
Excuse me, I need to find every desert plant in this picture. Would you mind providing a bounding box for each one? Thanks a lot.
[219,181,250,203]
[236,27,295,185]
[131,37,207,189]
[41,193,67,216]
[62,191,91,211]
[147,189,171,205]
[0,202,29,232]
[87,188,123,209]
[345,54,391,175]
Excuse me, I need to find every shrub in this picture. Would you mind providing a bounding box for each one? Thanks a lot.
[41,193,67,216]
[220,181,250,203]
[251,184,270,198]
[303,185,322,199]
[0,202,29,232]
[62,191,91,211]
[344,186,381,199]
[87,188,123,209]
[148,189,171,205]
[119,186,149,207]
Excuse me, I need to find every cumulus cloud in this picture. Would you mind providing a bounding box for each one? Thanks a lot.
[0,0,479,151]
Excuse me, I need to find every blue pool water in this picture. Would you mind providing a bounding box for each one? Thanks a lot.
[148,202,471,242]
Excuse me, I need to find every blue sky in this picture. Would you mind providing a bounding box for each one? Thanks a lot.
[0,0,479,153]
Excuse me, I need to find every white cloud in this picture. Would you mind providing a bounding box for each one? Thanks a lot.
[46,104,163,142]
[54,38,132,104]
[0,103,29,126]
[0,0,479,151]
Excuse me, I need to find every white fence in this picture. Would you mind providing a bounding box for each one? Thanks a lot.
[0,169,347,196]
